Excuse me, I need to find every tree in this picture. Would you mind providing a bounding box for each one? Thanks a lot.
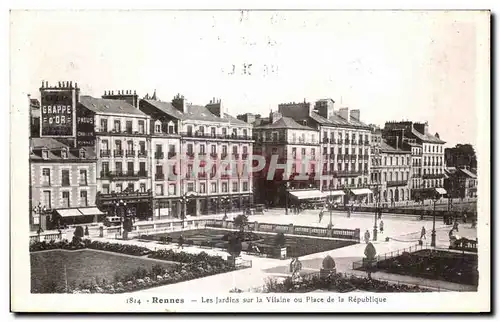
[227,234,242,257]
[72,226,84,244]
[274,232,286,248]
[233,214,249,232]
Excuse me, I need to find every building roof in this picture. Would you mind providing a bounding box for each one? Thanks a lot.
[254,116,316,131]
[30,138,96,160]
[142,99,185,120]
[223,113,250,126]
[79,96,147,117]
[309,111,371,130]
[459,168,477,179]
[411,128,446,144]
[184,105,228,123]
[380,141,410,154]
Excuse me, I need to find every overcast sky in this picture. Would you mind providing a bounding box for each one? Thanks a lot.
[11,10,488,147]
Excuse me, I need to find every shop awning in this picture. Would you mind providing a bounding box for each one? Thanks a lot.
[78,207,105,216]
[435,188,447,195]
[289,190,325,200]
[56,208,83,218]
[322,190,345,197]
[350,188,373,195]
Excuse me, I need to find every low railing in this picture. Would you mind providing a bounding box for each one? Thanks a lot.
[352,244,425,270]
[29,232,63,243]
[336,204,475,218]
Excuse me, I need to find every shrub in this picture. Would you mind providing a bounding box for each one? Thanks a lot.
[233,214,249,231]
[274,232,286,248]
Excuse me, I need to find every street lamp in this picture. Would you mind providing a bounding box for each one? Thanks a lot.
[179,193,193,229]
[326,186,336,229]
[373,186,381,242]
[430,192,441,247]
[285,182,291,216]
[220,195,231,220]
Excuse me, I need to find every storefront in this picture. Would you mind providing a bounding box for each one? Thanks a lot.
[96,191,153,220]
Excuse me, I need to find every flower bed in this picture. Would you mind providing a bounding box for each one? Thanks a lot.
[30,240,237,293]
[263,273,430,293]
[363,250,478,286]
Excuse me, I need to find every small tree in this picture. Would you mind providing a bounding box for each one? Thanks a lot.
[233,214,249,232]
[227,235,243,257]
[72,226,84,244]
[274,232,286,248]
[364,242,377,279]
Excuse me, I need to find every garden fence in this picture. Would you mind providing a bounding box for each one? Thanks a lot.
[352,243,425,270]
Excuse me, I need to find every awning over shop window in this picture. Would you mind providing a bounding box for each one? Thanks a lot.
[56,208,83,218]
[322,190,345,197]
[289,190,325,200]
[350,188,373,195]
[78,207,105,216]
[435,188,447,195]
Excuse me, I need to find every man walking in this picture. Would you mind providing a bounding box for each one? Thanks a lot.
[420,226,426,240]
[379,220,384,234]
[318,209,324,223]
[364,229,371,244]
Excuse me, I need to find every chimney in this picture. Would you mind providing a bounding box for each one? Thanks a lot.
[396,136,399,150]
[270,110,282,124]
[315,99,335,119]
[351,109,360,121]
[338,107,350,122]
[172,94,187,113]
[205,98,226,117]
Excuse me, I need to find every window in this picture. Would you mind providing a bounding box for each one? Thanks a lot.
[43,191,51,209]
[187,144,193,154]
[79,149,86,159]
[222,145,228,155]
[222,182,228,193]
[127,162,134,174]
[139,183,146,192]
[292,147,297,157]
[101,119,108,132]
[139,162,146,175]
[222,128,227,136]
[115,183,123,193]
[102,162,109,174]
[61,149,68,159]
[115,140,122,151]
[139,141,146,154]
[243,146,248,154]
[198,126,205,136]
[211,127,216,137]
[243,129,248,137]
[211,145,217,154]
[211,182,217,193]
[127,183,135,191]
[311,148,316,157]
[79,170,88,185]
[199,144,206,154]
[156,184,164,196]
[42,150,49,159]
[80,191,88,206]
[102,184,110,194]
[200,182,206,193]
[168,123,175,134]
[127,141,133,152]
[243,182,249,191]
[42,169,51,186]
[155,123,161,133]
[126,121,133,133]
[187,125,193,136]
[62,191,70,208]
[168,184,176,195]
[187,165,193,178]
[115,161,122,174]
[232,182,239,192]
[323,147,328,154]
[187,182,194,192]
[114,120,121,132]
[138,120,145,134]
[301,148,306,155]
[232,128,237,137]
[232,146,238,155]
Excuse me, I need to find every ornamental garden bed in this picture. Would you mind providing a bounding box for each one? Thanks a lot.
[356,249,478,286]
[140,229,356,258]
[30,240,235,294]
[263,273,430,293]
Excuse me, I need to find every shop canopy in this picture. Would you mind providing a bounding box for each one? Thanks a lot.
[435,188,447,195]
[56,208,83,218]
[78,207,105,216]
[289,190,325,200]
[350,188,373,195]
[322,190,345,197]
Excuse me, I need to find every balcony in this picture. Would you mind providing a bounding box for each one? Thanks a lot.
[155,173,165,181]
[199,152,207,157]
[180,131,253,141]
[186,152,195,158]
[422,173,445,179]
[210,152,218,158]
[155,152,164,159]
[242,153,249,160]
[232,153,240,159]
[337,154,344,161]
[350,155,357,161]
[351,140,357,146]
[364,140,370,145]
[386,180,408,187]
[336,170,362,177]
[125,150,135,157]
[221,153,228,159]
[344,139,350,145]
[100,171,149,179]
[168,152,177,158]
[100,150,111,157]
[138,150,147,158]
[322,138,329,144]
[96,190,152,206]
[114,150,124,157]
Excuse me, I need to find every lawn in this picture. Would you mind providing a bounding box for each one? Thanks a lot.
[358,249,478,286]
[142,229,356,258]
[30,249,176,293]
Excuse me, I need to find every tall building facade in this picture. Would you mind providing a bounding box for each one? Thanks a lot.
[79,93,153,219]
[139,95,254,217]
[378,141,412,205]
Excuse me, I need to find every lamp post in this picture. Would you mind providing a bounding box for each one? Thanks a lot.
[326,187,336,229]
[179,193,192,229]
[113,199,127,237]
[220,195,231,220]
[430,192,440,247]
[373,186,381,242]
[285,182,290,216]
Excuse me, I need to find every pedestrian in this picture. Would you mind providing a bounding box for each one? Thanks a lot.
[318,210,324,223]
[379,220,384,233]
[378,210,382,220]
[471,218,477,229]
[453,221,459,232]
[364,230,371,244]
[463,213,468,224]
[420,226,426,240]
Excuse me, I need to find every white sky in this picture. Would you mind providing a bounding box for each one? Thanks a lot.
[10,10,487,147]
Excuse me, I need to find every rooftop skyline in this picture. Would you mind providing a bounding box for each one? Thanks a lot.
[11,10,486,147]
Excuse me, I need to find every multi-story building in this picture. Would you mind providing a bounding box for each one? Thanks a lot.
[78,92,152,219]
[252,112,320,206]
[276,99,373,205]
[377,140,412,206]
[139,95,253,217]
[384,121,446,200]
[444,167,478,199]
[444,144,477,171]
[29,138,99,229]
[369,125,383,202]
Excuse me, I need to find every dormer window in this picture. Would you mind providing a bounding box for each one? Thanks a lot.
[61,148,68,159]
[79,149,86,159]
[168,121,175,134]
[155,124,161,133]
[42,149,49,159]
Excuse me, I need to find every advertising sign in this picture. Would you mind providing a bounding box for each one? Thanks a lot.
[76,106,95,147]
[40,90,75,137]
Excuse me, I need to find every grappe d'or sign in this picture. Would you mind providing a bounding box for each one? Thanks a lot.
[40,90,75,137]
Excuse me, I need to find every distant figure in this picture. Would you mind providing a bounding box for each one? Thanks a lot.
[379,220,384,233]
[420,226,426,240]
[471,218,477,229]
[378,210,382,220]
[364,230,371,244]
[453,221,459,232]
[318,210,324,223]
[463,213,468,224]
